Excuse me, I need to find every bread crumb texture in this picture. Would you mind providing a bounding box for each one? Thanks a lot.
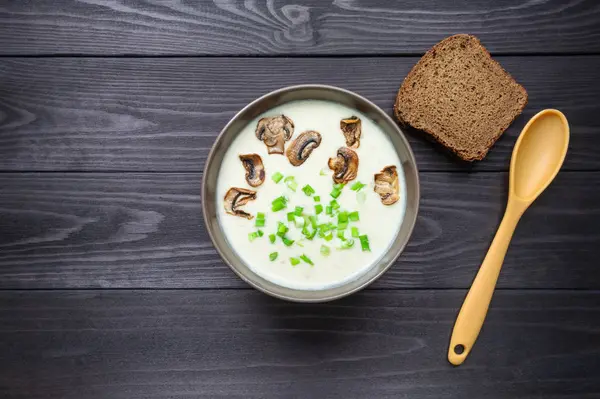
[395,34,528,161]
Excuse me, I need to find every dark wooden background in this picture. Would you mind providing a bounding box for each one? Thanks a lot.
[1,1,599,398]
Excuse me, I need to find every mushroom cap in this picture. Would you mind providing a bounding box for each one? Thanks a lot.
[328,147,359,184]
[374,165,400,205]
[255,115,294,155]
[340,116,362,149]
[286,130,322,166]
[224,187,257,219]
[239,154,265,187]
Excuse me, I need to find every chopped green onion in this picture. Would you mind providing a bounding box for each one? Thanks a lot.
[337,222,348,230]
[319,169,327,176]
[257,230,264,237]
[357,191,367,204]
[330,188,342,199]
[359,235,371,252]
[314,196,321,202]
[309,216,318,230]
[269,252,278,261]
[324,232,333,241]
[256,212,265,220]
[287,212,295,222]
[290,257,300,266]
[325,206,333,215]
[294,216,304,228]
[272,172,284,183]
[315,204,323,215]
[302,184,315,196]
[320,245,331,256]
[248,232,259,242]
[255,218,265,227]
[351,227,360,238]
[349,211,359,222]
[284,176,298,191]
[337,230,345,240]
[296,240,305,248]
[294,206,303,216]
[277,222,289,236]
[330,200,340,210]
[307,229,317,240]
[271,196,287,212]
[269,234,276,244]
[350,181,366,191]
[300,254,314,266]
[340,239,355,249]
[282,236,295,247]
[333,183,345,190]
[337,211,348,224]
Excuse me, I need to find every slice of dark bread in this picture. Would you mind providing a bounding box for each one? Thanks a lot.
[394,34,528,161]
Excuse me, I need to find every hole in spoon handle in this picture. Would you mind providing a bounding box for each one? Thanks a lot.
[448,343,469,366]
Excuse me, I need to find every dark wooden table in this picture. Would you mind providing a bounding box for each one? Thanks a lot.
[1,1,600,398]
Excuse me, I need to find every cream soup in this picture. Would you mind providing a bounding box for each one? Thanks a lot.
[217,100,406,290]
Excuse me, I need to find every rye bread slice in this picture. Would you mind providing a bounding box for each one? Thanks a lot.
[394,34,528,161]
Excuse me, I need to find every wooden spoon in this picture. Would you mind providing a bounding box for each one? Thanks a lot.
[448,109,570,366]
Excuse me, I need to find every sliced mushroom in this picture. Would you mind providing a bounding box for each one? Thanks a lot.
[286,130,322,166]
[224,187,257,219]
[340,116,362,148]
[239,154,265,187]
[374,166,400,205]
[328,147,359,184]
[255,115,294,154]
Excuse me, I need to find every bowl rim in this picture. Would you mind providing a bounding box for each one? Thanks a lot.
[202,84,420,302]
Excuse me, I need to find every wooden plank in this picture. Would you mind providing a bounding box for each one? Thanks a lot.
[0,171,598,290]
[1,290,599,398]
[1,0,600,55]
[0,57,599,172]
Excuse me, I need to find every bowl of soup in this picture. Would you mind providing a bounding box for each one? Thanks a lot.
[202,85,419,302]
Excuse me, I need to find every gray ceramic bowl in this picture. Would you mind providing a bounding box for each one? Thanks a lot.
[202,85,419,302]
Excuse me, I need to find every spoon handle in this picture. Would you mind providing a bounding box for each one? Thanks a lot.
[448,201,525,365]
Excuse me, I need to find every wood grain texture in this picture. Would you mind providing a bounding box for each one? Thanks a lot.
[1,171,598,290]
[1,56,599,172]
[1,290,599,399]
[1,0,600,55]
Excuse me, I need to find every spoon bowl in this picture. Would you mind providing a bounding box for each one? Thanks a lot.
[511,110,570,202]
[448,109,569,365]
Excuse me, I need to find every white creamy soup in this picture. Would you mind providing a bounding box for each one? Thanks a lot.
[217,100,406,290]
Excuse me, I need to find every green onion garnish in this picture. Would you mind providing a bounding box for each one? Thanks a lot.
[330,200,340,210]
[324,232,333,241]
[330,187,342,199]
[302,184,315,196]
[359,235,371,251]
[257,212,265,220]
[315,204,323,214]
[337,230,345,240]
[333,183,345,190]
[300,254,314,266]
[277,222,289,236]
[248,232,259,242]
[319,169,327,176]
[340,239,355,249]
[350,181,366,191]
[287,212,295,222]
[272,172,284,183]
[357,191,367,204]
[294,206,303,216]
[296,240,305,247]
[269,252,278,261]
[284,176,298,191]
[271,196,287,212]
[337,211,348,224]
[320,245,331,256]
[255,218,265,227]
[307,229,317,240]
[269,234,276,243]
[309,216,318,230]
[290,257,300,266]
[325,206,332,215]
[337,222,348,230]
[314,196,321,202]
[257,230,264,237]
[282,236,295,247]
[351,227,359,238]
[349,211,359,222]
